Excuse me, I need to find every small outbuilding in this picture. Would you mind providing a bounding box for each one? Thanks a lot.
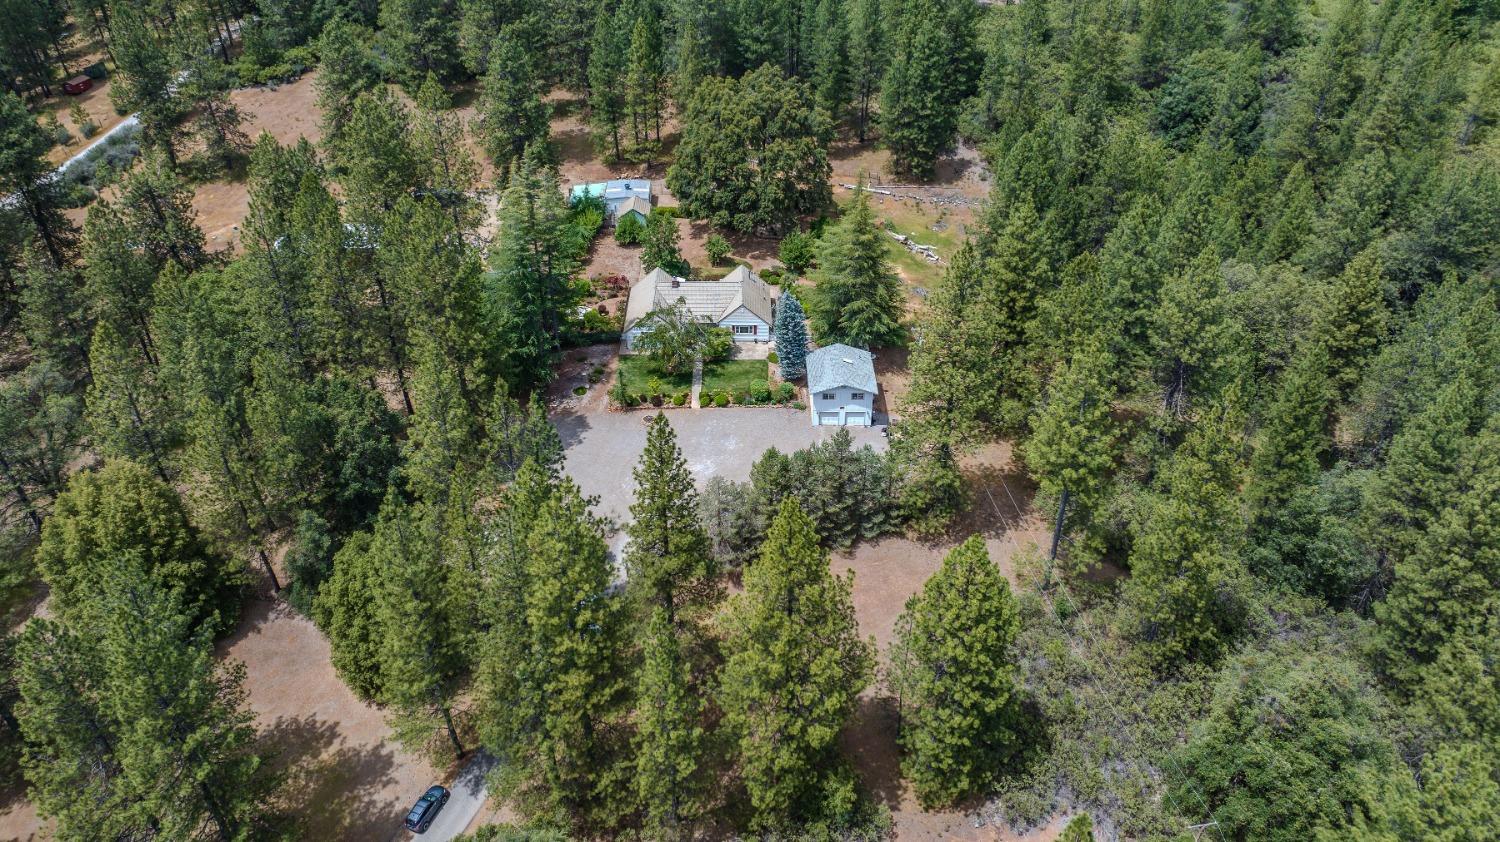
[806,344,877,427]
[569,179,652,221]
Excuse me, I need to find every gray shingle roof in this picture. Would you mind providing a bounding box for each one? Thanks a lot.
[807,344,878,394]
[623,267,776,331]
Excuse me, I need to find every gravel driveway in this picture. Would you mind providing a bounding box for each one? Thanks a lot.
[554,405,888,527]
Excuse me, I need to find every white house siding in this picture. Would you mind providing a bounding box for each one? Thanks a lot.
[808,387,876,426]
[717,306,771,343]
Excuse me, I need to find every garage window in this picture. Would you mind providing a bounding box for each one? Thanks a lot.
[850,392,865,400]
[821,392,836,400]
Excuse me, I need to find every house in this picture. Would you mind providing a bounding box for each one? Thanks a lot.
[806,344,878,427]
[622,266,776,349]
[569,179,652,221]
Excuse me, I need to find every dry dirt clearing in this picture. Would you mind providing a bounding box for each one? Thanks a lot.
[218,597,443,841]
[193,72,325,250]
[833,441,1062,841]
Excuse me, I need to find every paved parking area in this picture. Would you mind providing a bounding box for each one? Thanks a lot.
[553,405,888,526]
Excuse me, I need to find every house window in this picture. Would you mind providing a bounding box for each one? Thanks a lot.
[821,392,836,400]
[850,392,865,400]
[733,325,756,335]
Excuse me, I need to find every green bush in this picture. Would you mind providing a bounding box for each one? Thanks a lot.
[736,391,751,405]
[705,233,732,264]
[610,381,629,405]
[778,382,795,402]
[793,401,806,410]
[750,379,771,403]
[652,205,682,218]
[572,385,587,396]
[779,230,817,274]
[714,392,730,408]
[767,351,779,364]
[760,267,784,285]
[614,212,644,245]
[673,392,688,406]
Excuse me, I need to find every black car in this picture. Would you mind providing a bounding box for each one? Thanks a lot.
[404,785,450,834]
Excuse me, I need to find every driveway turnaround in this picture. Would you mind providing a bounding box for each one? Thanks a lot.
[397,752,494,842]
[554,405,888,526]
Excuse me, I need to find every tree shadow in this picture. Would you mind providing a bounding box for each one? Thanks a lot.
[260,713,403,841]
[840,693,906,811]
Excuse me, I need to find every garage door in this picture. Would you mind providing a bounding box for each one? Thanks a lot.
[819,412,841,425]
[844,412,868,426]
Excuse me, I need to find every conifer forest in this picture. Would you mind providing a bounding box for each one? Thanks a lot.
[0,0,1497,839]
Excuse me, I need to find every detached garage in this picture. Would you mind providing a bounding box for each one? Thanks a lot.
[806,344,878,427]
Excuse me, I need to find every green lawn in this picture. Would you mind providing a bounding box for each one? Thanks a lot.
[616,354,694,394]
[701,359,770,394]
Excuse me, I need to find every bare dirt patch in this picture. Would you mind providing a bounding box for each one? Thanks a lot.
[219,597,441,841]
[831,440,1055,840]
[192,72,324,250]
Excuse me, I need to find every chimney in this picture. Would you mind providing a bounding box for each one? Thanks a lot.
[671,277,680,288]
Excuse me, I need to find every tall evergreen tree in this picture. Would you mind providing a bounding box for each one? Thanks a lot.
[314,18,381,148]
[811,185,904,346]
[889,536,1021,807]
[633,606,704,840]
[641,211,689,277]
[846,0,886,142]
[85,554,271,841]
[480,476,625,827]
[379,0,464,86]
[880,0,957,178]
[773,287,809,380]
[1125,402,1247,666]
[0,91,77,267]
[478,28,551,176]
[625,17,666,155]
[1023,342,1120,569]
[626,414,714,623]
[588,11,629,162]
[718,498,872,829]
[1245,344,1335,516]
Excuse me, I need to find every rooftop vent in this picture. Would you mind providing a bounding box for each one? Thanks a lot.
[841,357,853,364]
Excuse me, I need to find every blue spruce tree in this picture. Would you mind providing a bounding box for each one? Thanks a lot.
[775,288,809,380]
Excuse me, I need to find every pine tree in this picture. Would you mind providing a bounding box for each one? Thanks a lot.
[413,74,481,232]
[1308,248,1388,399]
[487,389,564,484]
[1022,342,1119,569]
[1125,402,1247,666]
[847,0,886,142]
[87,554,271,841]
[314,18,380,148]
[625,17,666,155]
[811,184,904,346]
[634,606,704,840]
[331,87,423,226]
[889,536,1021,807]
[18,252,91,376]
[109,6,183,164]
[1376,416,1499,693]
[0,91,77,267]
[1246,344,1335,516]
[589,11,629,162]
[810,0,850,122]
[1150,248,1238,422]
[181,52,249,172]
[480,476,625,825]
[719,498,872,829]
[0,362,80,534]
[114,154,211,273]
[626,414,715,623]
[880,0,957,179]
[14,618,153,840]
[479,28,551,176]
[773,287,810,379]
[492,148,577,389]
[379,0,464,86]
[377,497,469,762]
